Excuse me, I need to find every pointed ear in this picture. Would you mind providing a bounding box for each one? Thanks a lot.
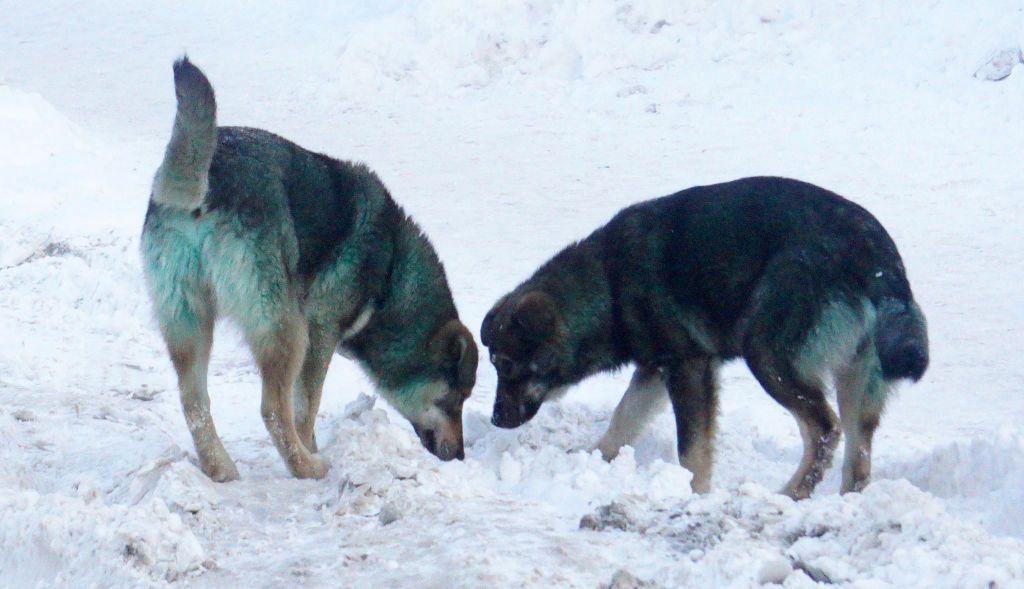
[512,291,559,343]
[433,320,479,391]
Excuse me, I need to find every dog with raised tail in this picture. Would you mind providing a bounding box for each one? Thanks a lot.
[143,57,477,481]
[481,177,927,498]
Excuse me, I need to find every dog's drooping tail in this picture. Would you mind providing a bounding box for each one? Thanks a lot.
[875,297,929,383]
[143,57,477,481]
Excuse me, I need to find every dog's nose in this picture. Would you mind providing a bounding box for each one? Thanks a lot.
[490,402,521,429]
[434,440,465,462]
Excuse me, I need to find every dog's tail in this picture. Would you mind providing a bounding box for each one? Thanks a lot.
[873,296,929,382]
[150,56,217,209]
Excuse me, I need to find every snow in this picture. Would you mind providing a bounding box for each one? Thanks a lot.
[1,1,1023,587]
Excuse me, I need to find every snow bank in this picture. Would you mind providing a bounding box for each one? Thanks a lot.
[0,85,87,166]
[881,428,1024,539]
[578,481,1024,587]
[0,489,206,587]
[336,0,1024,98]
[337,0,719,92]
[334,0,820,99]
[0,85,146,246]
[0,87,190,586]
[323,396,692,521]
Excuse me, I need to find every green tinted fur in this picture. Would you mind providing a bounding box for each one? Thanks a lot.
[794,297,877,388]
[141,209,213,344]
[143,205,299,344]
[350,223,457,397]
[383,378,448,418]
[302,171,390,329]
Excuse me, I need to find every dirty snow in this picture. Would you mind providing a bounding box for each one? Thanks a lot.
[1,1,1023,587]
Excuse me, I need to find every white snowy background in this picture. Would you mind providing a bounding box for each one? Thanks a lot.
[1,1,1023,587]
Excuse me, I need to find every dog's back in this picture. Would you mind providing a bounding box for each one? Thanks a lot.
[202,126,397,282]
[596,177,927,374]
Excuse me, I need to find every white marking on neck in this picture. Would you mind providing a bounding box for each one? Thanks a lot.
[341,303,374,342]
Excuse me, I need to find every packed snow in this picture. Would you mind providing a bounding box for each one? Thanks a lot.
[1,1,1022,587]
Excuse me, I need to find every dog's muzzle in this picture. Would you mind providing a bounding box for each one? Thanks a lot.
[491,392,542,429]
[413,422,465,461]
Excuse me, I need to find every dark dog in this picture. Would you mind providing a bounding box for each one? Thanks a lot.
[142,57,477,481]
[482,177,927,498]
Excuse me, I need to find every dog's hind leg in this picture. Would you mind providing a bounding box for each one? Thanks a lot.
[293,321,340,453]
[744,332,840,500]
[741,257,846,500]
[666,356,719,494]
[836,342,889,493]
[595,365,668,461]
[249,311,329,479]
[164,310,240,482]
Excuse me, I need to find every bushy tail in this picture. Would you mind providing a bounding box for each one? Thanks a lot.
[150,56,217,209]
[874,297,929,382]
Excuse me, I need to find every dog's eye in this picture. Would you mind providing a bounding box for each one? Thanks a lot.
[490,353,515,377]
[436,391,465,414]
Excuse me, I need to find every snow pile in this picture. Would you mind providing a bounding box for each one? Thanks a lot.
[974,46,1023,81]
[0,488,206,586]
[0,86,87,261]
[291,395,692,529]
[882,428,1024,539]
[0,85,87,166]
[577,481,1024,587]
[336,0,786,94]
[335,0,1024,98]
[0,85,144,246]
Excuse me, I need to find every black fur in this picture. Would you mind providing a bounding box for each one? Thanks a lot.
[482,176,929,496]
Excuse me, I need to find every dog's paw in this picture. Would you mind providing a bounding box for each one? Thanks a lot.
[840,475,870,495]
[593,441,620,462]
[293,454,330,480]
[202,459,240,483]
[780,483,811,501]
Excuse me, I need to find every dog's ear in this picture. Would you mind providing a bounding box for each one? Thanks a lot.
[433,320,479,392]
[512,291,558,343]
[481,306,498,348]
[529,344,558,375]
[481,295,511,348]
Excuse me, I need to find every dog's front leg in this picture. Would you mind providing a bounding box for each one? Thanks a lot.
[595,366,668,461]
[666,357,720,494]
[293,321,340,453]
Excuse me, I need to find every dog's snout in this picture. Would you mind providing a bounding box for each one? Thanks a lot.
[414,419,465,461]
[421,428,437,453]
[491,390,544,429]
[435,440,465,462]
[491,397,525,429]
[491,402,512,428]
